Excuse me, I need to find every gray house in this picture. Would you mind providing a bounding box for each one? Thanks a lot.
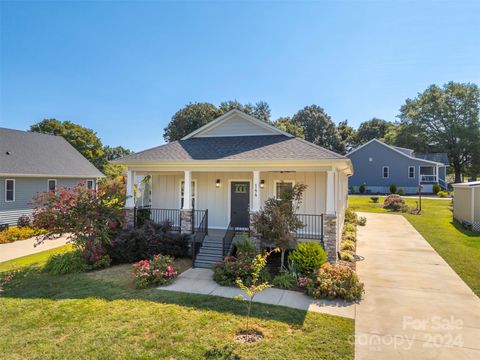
[0,128,104,226]
[347,139,448,194]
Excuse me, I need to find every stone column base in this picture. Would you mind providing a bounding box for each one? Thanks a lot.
[123,208,135,230]
[323,214,339,263]
[181,209,193,234]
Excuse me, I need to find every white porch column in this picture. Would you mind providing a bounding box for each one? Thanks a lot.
[183,170,192,210]
[435,165,439,182]
[326,170,335,215]
[125,169,135,209]
[252,170,261,212]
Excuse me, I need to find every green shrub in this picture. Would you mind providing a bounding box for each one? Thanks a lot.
[370,196,379,203]
[343,223,356,235]
[44,250,89,275]
[383,194,405,211]
[342,232,356,242]
[437,190,449,198]
[345,208,358,224]
[306,263,364,301]
[272,271,296,289]
[131,254,178,288]
[397,188,405,196]
[213,251,257,287]
[357,216,367,226]
[349,185,355,194]
[432,184,441,194]
[389,184,397,194]
[359,183,366,194]
[289,242,326,276]
[17,215,31,228]
[235,237,257,255]
[341,240,355,251]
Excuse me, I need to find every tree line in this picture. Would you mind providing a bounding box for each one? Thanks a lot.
[29,81,479,183]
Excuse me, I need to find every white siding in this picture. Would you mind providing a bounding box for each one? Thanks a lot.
[194,114,277,137]
[151,171,327,228]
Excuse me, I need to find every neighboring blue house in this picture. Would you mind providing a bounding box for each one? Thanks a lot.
[0,128,105,226]
[347,139,448,194]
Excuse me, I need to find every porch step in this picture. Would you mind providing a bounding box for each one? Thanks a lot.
[193,233,224,268]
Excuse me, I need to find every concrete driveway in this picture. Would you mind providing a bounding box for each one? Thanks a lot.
[0,235,69,263]
[355,213,480,359]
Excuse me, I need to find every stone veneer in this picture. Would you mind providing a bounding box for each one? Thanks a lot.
[123,208,135,229]
[180,209,193,234]
[323,214,339,263]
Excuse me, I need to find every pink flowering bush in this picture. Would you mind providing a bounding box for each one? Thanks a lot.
[31,181,124,268]
[131,254,178,288]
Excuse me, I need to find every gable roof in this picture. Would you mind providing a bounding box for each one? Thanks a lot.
[0,128,104,178]
[114,135,347,163]
[181,109,293,140]
[347,139,445,165]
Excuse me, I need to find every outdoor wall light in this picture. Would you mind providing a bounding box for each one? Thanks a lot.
[260,180,265,189]
[216,179,221,188]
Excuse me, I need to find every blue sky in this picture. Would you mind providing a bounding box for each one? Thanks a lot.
[1,1,479,152]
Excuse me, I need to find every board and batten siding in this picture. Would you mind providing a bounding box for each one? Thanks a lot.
[151,171,327,229]
[0,177,95,226]
[194,114,276,137]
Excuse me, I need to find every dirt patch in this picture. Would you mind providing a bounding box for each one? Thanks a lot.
[234,329,264,343]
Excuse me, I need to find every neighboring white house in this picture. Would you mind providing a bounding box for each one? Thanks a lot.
[452,181,480,232]
[113,110,353,264]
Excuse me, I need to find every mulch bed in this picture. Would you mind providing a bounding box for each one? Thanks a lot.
[234,329,264,343]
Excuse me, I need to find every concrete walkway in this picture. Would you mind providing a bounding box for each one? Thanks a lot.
[355,212,480,359]
[0,235,69,263]
[159,267,355,319]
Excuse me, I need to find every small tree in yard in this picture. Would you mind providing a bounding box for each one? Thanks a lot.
[235,248,279,337]
[251,183,307,269]
[31,181,124,267]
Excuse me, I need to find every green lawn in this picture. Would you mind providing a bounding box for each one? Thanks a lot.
[0,244,73,272]
[349,195,480,296]
[0,258,353,359]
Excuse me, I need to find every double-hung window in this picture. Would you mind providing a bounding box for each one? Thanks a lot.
[86,180,95,190]
[408,166,415,179]
[48,179,57,193]
[275,181,294,200]
[382,166,389,179]
[180,180,196,208]
[5,179,15,202]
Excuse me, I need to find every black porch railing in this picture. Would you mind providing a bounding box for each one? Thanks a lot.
[192,209,208,267]
[222,220,236,257]
[135,207,182,231]
[294,213,324,244]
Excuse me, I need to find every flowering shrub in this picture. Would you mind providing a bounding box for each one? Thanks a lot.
[297,276,312,289]
[131,254,177,288]
[306,263,364,302]
[213,253,256,287]
[0,227,47,244]
[383,194,405,211]
[31,181,124,267]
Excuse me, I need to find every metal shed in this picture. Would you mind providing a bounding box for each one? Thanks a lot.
[452,181,480,232]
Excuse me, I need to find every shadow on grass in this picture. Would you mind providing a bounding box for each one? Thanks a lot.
[1,269,311,327]
[451,219,480,238]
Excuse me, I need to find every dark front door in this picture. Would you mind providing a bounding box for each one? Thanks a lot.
[231,181,250,229]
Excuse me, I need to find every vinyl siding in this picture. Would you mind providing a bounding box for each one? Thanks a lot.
[453,187,473,223]
[475,187,480,223]
[151,171,327,228]
[0,177,96,225]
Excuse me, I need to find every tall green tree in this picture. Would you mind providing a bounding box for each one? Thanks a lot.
[274,117,304,138]
[163,103,222,142]
[399,82,480,183]
[219,100,271,123]
[291,105,344,153]
[30,119,105,169]
[337,120,356,153]
[354,118,395,146]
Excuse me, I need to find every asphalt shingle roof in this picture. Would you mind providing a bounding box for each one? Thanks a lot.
[0,128,104,177]
[116,135,346,162]
[414,152,449,165]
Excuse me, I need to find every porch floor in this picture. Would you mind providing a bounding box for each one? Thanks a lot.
[159,268,355,319]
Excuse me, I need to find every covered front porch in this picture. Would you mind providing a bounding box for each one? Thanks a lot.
[124,163,347,264]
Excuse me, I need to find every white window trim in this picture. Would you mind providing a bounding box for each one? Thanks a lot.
[5,179,15,202]
[179,179,197,209]
[47,179,57,193]
[408,166,415,179]
[86,179,95,190]
[274,180,296,200]
[382,166,389,179]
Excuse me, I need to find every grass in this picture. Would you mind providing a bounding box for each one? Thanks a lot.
[349,195,480,296]
[0,244,73,272]
[0,257,353,359]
